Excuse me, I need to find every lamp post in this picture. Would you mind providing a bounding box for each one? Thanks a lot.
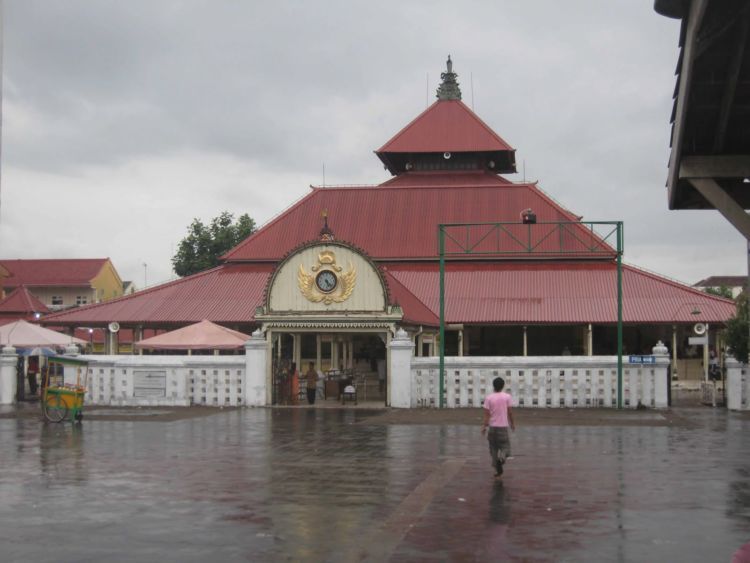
[143,263,148,288]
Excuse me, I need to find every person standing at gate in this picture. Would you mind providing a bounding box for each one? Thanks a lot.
[481,377,515,480]
[305,362,318,405]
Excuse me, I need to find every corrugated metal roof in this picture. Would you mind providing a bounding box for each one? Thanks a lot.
[39,260,735,327]
[386,262,736,324]
[1,259,109,287]
[383,270,439,326]
[0,286,50,314]
[223,181,604,262]
[376,100,514,154]
[43,264,273,326]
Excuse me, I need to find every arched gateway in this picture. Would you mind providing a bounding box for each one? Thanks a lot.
[255,232,403,405]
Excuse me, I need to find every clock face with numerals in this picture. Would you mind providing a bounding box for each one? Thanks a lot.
[315,270,338,293]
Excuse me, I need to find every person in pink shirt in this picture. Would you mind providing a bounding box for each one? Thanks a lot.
[481,377,515,479]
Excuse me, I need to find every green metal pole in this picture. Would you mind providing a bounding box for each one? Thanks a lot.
[617,222,624,409]
[439,226,446,408]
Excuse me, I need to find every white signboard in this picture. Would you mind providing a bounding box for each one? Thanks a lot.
[134,370,167,398]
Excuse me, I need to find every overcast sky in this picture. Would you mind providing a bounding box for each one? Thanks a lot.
[0,0,746,289]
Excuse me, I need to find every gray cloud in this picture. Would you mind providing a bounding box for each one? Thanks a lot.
[1,0,746,287]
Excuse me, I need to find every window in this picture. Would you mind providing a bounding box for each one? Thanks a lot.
[76,296,88,306]
[51,296,63,306]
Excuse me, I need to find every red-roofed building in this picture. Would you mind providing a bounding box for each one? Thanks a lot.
[1,258,125,311]
[43,58,735,399]
[0,286,50,325]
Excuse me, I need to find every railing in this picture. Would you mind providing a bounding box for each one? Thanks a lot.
[411,356,669,409]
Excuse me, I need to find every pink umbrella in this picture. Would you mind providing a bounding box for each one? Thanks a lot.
[0,319,87,348]
[134,320,251,350]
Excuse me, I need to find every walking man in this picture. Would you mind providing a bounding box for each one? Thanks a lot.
[481,377,515,479]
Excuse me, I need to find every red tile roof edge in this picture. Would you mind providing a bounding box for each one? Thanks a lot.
[41,265,227,324]
[623,262,737,305]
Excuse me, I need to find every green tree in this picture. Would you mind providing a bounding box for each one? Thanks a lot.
[703,285,734,299]
[725,293,748,363]
[172,211,256,276]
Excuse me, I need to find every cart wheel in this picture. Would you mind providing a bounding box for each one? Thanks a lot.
[43,395,67,423]
[74,411,83,422]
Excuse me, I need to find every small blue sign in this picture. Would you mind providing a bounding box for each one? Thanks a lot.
[628,355,656,364]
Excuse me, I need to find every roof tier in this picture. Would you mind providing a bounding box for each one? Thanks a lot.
[42,260,735,327]
[376,100,516,175]
[384,262,736,325]
[222,179,600,262]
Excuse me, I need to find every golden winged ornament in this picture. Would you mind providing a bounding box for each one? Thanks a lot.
[298,258,356,305]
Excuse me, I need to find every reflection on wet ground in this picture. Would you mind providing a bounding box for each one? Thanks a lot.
[1,407,749,562]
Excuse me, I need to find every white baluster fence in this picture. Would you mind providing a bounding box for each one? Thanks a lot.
[409,355,670,409]
[63,355,246,407]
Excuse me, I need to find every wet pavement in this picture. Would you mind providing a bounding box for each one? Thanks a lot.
[1,406,749,562]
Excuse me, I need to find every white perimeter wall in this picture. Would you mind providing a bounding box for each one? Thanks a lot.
[408,356,671,409]
[65,355,246,407]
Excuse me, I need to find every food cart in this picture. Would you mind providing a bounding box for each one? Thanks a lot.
[41,356,89,423]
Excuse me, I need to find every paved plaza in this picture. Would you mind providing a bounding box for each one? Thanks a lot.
[1,404,749,562]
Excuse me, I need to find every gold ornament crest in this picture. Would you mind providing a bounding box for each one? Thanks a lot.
[298,250,356,305]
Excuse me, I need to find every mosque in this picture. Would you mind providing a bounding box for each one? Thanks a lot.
[44,58,735,403]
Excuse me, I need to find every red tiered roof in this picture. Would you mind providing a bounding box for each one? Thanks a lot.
[39,58,736,330]
[0,286,50,315]
[0,286,51,325]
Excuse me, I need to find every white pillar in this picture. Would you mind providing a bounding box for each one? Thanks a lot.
[388,328,415,408]
[704,324,710,382]
[652,340,670,408]
[245,330,268,407]
[135,326,144,356]
[0,346,18,405]
[726,355,746,411]
[316,334,322,370]
[298,333,303,367]
[587,324,593,356]
[458,330,464,357]
[523,326,528,357]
